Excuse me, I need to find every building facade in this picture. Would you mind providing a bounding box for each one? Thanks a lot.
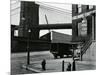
[72,4,96,42]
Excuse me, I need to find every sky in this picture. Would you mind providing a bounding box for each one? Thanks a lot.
[11,0,72,25]
[11,0,72,36]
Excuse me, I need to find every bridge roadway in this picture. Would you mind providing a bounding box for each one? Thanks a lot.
[12,23,72,30]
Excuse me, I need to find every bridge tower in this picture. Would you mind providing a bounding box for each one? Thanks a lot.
[19,1,39,40]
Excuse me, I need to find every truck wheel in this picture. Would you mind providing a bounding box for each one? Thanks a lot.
[60,55,63,58]
[54,55,57,59]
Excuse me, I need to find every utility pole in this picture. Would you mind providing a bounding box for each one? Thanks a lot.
[80,49,82,61]
[72,45,74,61]
[27,29,31,65]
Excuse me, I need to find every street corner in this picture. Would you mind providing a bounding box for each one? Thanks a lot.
[75,60,96,71]
[22,64,42,73]
[21,59,73,73]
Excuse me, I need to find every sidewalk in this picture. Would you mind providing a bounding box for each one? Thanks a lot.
[76,60,96,71]
[22,58,73,73]
[22,58,96,73]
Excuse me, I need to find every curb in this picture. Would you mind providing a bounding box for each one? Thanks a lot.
[22,65,42,73]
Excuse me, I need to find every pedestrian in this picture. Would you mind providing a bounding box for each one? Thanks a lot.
[72,59,76,71]
[41,59,46,70]
[66,62,71,71]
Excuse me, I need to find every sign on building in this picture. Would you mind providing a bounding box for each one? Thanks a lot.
[78,17,87,36]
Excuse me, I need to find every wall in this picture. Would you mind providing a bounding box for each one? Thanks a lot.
[72,4,96,42]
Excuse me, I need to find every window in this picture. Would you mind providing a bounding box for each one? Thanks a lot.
[86,5,89,10]
[14,30,18,37]
[89,5,93,9]
[75,5,78,13]
[78,18,87,36]
[78,4,82,13]
[78,22,82,36]
[21,17,25,20]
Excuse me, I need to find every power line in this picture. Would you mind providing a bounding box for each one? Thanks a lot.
[11,1,72,14]
[39,6,72,15]
[36,1,72,5]
[36,2,72,15]
[41,6,72,13]
[11,6,72,16]
[11,1,72,12]
[36,2,72,12]
[11,1,72,16]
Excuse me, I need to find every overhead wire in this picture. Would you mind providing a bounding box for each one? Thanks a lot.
[36,2,72,14]
[39,6,72,15]
[36,1,72,5]
[11,1,72,13]
[11,1,72,16]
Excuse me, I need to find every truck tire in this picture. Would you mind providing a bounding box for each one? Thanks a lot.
[54,55,57,59]
[60,55,63,58]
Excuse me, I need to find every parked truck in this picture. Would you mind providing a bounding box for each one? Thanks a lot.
[50,43,78,58]
[50,42,80,58]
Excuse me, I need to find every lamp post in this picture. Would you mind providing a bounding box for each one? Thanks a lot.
[72,45,74,61]
[72,44,76,71]
[27,29,31,65]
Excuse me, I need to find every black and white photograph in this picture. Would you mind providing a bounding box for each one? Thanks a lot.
[11,0,96,75]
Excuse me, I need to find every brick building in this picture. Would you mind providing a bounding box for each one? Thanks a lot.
[72,4,96,42]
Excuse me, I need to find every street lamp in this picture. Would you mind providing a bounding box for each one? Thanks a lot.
[27,29,31,65]
[72,45,75,61]
[72,44,76,71]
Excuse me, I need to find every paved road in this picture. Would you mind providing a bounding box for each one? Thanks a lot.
[11,51,55,75]
[11,50,96,75]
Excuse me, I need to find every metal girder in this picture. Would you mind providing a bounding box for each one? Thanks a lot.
[33,24,72,29]
[12,23,72,30]
[13,23,72,30]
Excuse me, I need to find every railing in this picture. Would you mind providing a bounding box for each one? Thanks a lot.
[81,37,92,56]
